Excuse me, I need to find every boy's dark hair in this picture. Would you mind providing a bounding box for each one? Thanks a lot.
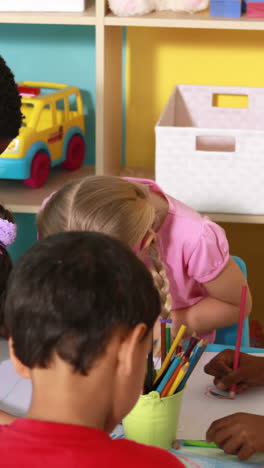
[0,56,22,139]
[0,204,14,337]
[5,231,161,374]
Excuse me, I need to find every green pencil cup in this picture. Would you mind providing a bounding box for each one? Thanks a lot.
[123,389,184,450]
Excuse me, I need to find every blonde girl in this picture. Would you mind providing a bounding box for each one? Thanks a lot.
[37,176,252,343]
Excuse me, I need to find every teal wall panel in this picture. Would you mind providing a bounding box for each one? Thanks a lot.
[8,213,37,263]
[0,23,96,261]
[0,23,95,165]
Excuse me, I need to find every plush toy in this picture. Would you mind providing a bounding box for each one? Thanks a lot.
[108,0,208,15]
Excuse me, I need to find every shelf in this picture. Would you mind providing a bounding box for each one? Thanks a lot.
[0,166,94,214]
[0,6,96,25]
[105,9,264,31]
[2,163,264,223]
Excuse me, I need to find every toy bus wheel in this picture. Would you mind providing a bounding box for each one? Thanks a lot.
[24,152,50,188]
[61,135,85,170]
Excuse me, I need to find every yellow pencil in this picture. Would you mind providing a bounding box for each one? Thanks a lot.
[154,324,187,384]
[167,362,190,396]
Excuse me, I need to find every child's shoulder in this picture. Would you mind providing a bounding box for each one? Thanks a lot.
[166,194,202,221]
[111,438,184,467]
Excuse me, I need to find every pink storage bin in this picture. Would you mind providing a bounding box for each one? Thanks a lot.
[155,85,264,215]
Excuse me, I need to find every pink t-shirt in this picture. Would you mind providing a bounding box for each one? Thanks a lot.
[126,178,230,342]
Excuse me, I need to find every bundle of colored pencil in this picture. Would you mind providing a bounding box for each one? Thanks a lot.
[144,323,207,397]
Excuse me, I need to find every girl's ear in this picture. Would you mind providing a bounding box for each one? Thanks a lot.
[8,338,30,379]
[141,230,156,250]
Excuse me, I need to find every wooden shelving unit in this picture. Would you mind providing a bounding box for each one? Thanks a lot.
[0,5,96,25]
[104,9,264,30]
[0,0,264,221]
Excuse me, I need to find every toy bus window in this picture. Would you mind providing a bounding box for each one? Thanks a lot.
[68,94,78,117]
[21,102,34,127]
[56,99,65,124]
[37,104,53,132]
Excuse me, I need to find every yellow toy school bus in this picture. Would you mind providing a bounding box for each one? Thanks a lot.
[2,81,86,188]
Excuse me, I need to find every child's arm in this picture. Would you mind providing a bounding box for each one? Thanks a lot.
[206,413,264,460]
[171,257,252,336]
[0,410,15,424]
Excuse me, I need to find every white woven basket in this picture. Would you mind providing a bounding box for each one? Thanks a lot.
[155,85,264,215]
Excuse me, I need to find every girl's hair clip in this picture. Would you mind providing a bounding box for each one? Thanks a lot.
[0,219,17,254]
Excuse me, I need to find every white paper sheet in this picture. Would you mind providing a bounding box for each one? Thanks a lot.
[177,352,264,440]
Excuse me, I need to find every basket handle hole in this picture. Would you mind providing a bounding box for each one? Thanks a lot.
[212,94,248,109]
[196,135,236,153]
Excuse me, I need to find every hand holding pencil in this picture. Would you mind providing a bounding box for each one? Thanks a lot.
[204,286,256,397]
[204,349,264,393]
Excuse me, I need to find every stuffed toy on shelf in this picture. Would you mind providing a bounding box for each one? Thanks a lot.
[108,0,209,15]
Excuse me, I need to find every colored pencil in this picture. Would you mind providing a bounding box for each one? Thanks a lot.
[166,326,171,354]
[160,358,184,397]
[160,361,184,398]
[145,349,153,394]
[177,340,207,393]
[183,440,217,449]
[230,285,248,399]
[167,362,190,396]
[154,324,187,384]
[158,336,201,396]
[161,321,166,363]
[176,344,183,355]
[182,335,199,359]
[156,355,182,394]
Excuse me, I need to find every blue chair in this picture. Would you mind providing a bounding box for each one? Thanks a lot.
[214,256,250,347]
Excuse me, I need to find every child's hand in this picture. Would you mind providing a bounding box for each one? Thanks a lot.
[207,413,264,460]
[204,349,264,392]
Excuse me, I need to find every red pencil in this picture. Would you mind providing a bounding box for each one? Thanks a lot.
[161,321,166,363]
[230,285,248,399]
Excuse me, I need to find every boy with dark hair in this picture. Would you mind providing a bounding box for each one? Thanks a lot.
[0,231,184,467]
[0,55,22,153]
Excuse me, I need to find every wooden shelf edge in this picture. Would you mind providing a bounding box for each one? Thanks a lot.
[1,166,264,224]
[202,213,264,224]
[0,166,95,214]
[0,6,96,25]
[104,10,264,30]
